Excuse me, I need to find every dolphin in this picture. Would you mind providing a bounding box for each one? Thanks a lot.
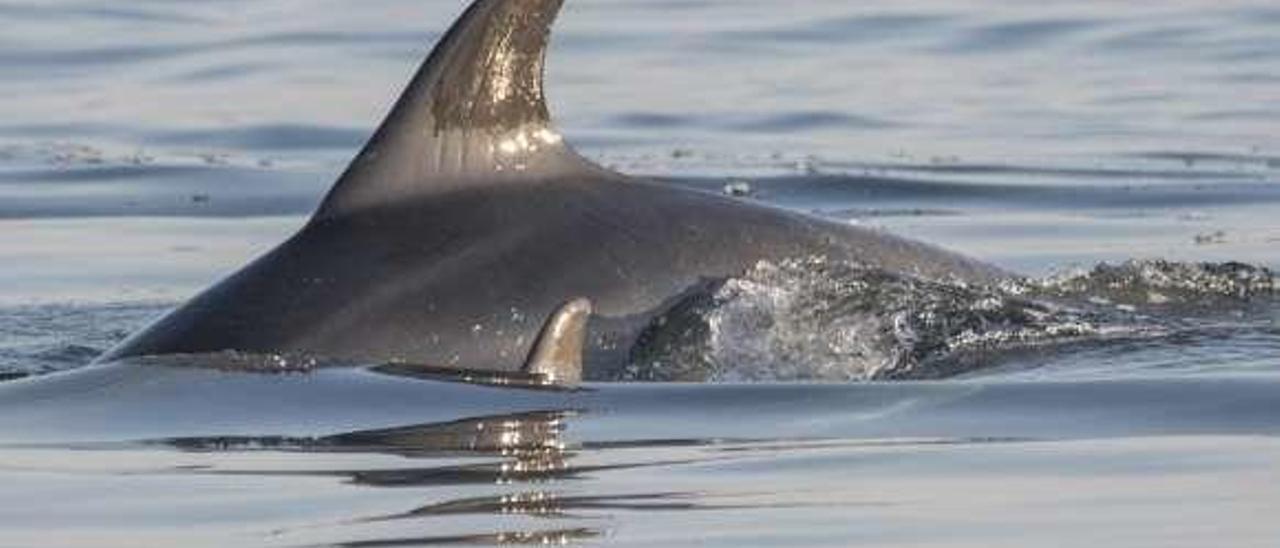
[97,0,1004,378]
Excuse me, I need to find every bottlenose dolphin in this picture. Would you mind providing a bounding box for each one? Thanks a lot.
[98,0,1004,377]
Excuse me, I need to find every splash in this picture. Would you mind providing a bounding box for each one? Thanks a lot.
[625,257,1276,382]
[1031,260,1276,310]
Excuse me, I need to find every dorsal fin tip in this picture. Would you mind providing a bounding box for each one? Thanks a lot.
[417,0,563,135]
[317,0,580,219]
[523,298,591,386]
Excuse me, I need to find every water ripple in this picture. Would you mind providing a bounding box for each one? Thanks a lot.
[610,111,899,133]
[144,124,367,151]
[943,18,1104,53]
[0,3,208,24]
[720,14,953,45]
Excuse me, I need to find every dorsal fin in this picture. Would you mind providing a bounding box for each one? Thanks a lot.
[522,298,591,386]
[316,0,586,219]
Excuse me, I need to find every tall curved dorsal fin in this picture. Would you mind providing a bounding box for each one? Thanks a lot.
[316,0,586,219]
[522,298,591,386]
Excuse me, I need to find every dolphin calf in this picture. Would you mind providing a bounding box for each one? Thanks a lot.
[99,0,1004,378]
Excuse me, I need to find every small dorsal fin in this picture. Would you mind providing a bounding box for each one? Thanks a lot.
[316,0,587,219]
[522,298,591,386]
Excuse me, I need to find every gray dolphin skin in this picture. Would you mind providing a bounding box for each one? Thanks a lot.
[98,0,1005,377]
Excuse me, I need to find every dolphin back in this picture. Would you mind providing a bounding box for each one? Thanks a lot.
[98,0,1007,376]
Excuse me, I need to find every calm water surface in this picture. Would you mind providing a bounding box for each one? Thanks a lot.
[0,0,1277,546]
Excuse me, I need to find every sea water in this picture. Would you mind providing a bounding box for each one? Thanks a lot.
[0,0,1277,546]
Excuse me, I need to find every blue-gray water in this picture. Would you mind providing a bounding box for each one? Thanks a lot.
[0,0,1278,546]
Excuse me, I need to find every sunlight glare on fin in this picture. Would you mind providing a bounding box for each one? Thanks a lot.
[315,0,581,219]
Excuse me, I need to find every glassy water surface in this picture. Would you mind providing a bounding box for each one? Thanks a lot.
[0,0,1277,546]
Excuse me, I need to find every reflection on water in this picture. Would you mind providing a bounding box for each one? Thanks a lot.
[153,409,843,545]
[330,528,600,547]
[394,492,711,520]
[165,410,576,480]
[166,410,602,544]
[1,380,1278,546]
